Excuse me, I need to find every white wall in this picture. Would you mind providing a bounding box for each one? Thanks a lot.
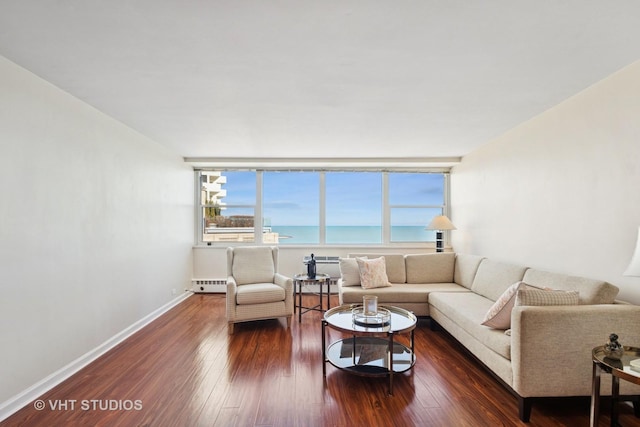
[451,60,640,304]
[0,56,194,405]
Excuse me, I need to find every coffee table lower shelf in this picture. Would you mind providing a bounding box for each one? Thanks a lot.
[325,336,414,394]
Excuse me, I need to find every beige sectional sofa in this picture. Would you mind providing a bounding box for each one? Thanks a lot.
[338,252,640,422]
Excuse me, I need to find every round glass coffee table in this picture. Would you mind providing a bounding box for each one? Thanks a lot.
[322,304,417,395]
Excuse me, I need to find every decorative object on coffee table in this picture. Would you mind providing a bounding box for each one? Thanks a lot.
[363,295,378,315]
[352,305,391,327]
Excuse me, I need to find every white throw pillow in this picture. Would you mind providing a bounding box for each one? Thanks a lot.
[356,257,392,290]
[481,281,527,329]
[339,257,366,287]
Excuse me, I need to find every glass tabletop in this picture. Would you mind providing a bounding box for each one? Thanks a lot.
[324,304,417,334]
[593,346,640,385]
[294,273,330,281]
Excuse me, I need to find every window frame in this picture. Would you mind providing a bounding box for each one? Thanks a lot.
[196,169,450,247]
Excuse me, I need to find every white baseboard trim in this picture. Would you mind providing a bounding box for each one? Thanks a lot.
[0,291,193,422]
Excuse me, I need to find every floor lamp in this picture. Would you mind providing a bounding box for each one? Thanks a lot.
[624,226,640,277]
[426,215,456,253]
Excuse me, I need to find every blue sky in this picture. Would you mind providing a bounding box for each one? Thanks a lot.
[221,171,444,226]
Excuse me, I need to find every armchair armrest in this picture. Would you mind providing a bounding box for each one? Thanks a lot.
[511,304,640,397]
[274,273,292,290]
[226,276,238,320]
[274,273,294,311]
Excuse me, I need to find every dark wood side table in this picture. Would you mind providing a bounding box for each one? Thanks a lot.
[591,346,640,427]
[293,273,331,322]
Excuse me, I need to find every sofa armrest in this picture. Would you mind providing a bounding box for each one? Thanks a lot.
[511,304,640,397]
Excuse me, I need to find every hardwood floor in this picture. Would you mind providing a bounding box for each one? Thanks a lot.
[4,293,640,426]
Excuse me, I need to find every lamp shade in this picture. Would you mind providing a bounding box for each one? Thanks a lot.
[426,215,456,231]
[624,226,640,277]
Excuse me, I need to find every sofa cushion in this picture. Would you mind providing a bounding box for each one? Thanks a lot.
[429,291,512,360]
[357,257,392,289]
[405,253,455,283]
[454,253,485,289]
[471,259,528,302]
[339,257,364,287]
[340,282,468,305]
[522,269,619,304]
[515,288,580,306]
[482,281,528,329]
[349,254,406,283]
[231,247,275,285]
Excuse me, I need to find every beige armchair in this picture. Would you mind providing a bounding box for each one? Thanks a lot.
[226,246,293,334]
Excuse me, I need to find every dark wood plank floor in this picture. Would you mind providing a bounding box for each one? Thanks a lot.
[4,293,640,426]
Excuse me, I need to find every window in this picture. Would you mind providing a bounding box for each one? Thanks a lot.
[263,171,320,244]
[326,172,382,244]
[389,173,445,242]
[197,170,448,245]
[201,171,256,243]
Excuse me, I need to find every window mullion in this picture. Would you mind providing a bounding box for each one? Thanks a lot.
[255,171,263,244]
[382,172,390,244]
[319,172,326,244]
[196,172,204,245]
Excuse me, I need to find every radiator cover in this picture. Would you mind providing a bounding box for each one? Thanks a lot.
[192,279,226,293]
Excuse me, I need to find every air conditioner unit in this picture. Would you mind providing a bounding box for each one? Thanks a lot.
[302,255,341,279]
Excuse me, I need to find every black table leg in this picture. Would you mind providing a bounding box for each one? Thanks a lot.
[612,374,620,427]
[388,331,394,395]
[590,361,601,427]
[322,320,327,376]
[298,280,303,322]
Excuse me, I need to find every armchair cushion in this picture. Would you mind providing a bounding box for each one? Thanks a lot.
[236,283,286,305]
[231,246,275,285]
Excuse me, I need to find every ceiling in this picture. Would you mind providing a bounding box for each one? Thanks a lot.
[1,1,639,168]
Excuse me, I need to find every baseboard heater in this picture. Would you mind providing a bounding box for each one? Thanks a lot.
[192,279,226,293]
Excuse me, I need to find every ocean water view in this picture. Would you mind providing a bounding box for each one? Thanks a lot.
[270,225,434,244]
